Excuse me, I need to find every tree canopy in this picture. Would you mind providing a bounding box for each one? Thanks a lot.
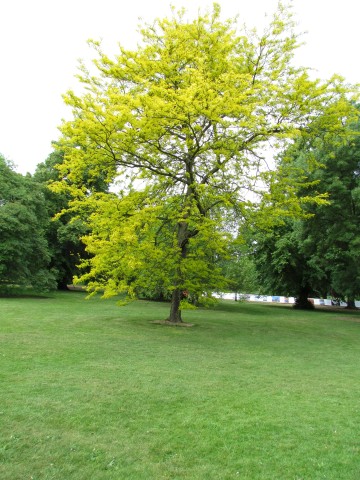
[33,150,91,290]
[299,111,360,305]
[53,3,358,322]
[252,105,360,308]
[0,154,56,292]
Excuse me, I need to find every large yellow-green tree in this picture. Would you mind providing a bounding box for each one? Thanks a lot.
[55,3,357,322]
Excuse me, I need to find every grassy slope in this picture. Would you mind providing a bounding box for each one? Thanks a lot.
[0,292,359,479]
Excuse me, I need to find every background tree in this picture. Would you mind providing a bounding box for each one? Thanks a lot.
[300,111,360,307]
[54,4,357,322]
[0,154,55,292]
[34,150,90,289]
[251,219,319,309]
[220,240,260,300]
[251,106,360,308]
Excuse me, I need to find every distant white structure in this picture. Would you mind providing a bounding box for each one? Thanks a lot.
[248,295,296,304]
[215,293,360,308]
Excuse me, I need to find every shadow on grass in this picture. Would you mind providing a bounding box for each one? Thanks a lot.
[0,287,91,300]
[213,300,360,318]
[0,293,54,299]
[268,304,360,315]
[0,287,58,299]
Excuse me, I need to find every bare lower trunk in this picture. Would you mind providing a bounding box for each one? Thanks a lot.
[166,183,201,323]
[166,219,189,323]
[346,298,356,309]
[167,288,183,323]
[294,285,314,310]
[57,280,70,291]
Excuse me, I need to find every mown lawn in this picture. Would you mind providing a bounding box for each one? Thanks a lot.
[0,291,359,479]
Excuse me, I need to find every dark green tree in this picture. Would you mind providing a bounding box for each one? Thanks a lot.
[302,117,360,307]
[251,219,319,309]
[33,150,90,289]
[0,154,55,292]
[252,107,360,308]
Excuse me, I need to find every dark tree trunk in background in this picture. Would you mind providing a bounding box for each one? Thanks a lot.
[346,298,357,309]
[57,279,70,291]
[294,285,314,310]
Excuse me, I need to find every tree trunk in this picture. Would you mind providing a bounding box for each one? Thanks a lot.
[346,298,357,309]
[167,288,183,323]
[57,279,70,291]
[293,285,314,310]
[166,179,202,323]
[166,219,190,323]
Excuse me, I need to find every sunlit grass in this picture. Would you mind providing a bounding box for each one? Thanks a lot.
[1,292,360,479]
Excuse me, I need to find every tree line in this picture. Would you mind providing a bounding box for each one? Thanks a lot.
[1,4,359,318]
[0,151,88,293]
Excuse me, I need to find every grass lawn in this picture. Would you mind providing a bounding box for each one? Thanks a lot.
[0,292,359,479]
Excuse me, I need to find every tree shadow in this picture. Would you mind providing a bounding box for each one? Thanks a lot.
[0,293,53,299]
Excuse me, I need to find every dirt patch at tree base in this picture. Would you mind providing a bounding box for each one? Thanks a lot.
[151,320,195,327]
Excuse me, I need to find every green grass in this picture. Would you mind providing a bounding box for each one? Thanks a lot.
[1,292,360,479]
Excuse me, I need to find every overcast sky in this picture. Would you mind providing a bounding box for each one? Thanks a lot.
[1,0,358,175]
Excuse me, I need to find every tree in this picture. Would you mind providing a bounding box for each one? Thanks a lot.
[251,107,360,308]
[300,112,360,307]
[0,154,55,292]
[250,219,318,309]
[54,4,357,322]
[220,240,259,300]
[33,150,91,289]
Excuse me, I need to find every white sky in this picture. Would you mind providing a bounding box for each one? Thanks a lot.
[0,0,358,175]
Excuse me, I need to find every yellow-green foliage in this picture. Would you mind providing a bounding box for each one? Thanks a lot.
[52,4,358,309]
[75,187,229,303]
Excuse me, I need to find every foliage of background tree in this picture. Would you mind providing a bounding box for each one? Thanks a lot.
[251,106,360,308]
[33,150,90,289]
[300,111,360,306]
[0,154,55,292]
[220,240,260,300]
[54,4,357,322]
[250,219,318,309]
